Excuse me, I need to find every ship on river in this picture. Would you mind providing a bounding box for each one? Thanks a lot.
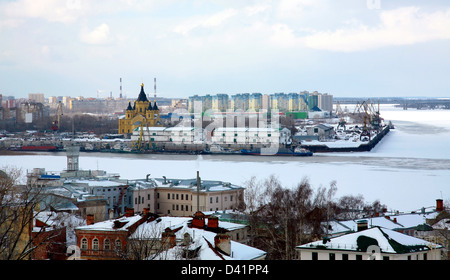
[240,147,313,157]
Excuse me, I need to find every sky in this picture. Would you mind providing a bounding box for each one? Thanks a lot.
[1,0,450,99]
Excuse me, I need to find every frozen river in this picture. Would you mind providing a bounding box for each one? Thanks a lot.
[1,105,449,213]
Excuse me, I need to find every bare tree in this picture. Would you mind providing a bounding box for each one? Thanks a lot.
[0,167,69,260]
[337,194,365,220]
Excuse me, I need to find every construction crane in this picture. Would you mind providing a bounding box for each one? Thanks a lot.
[133,120,152,151]
[335,102,347,130]
[51,102,63,131]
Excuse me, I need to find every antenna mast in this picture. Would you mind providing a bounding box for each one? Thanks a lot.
[120,78,123,99]
[154,77,157,99]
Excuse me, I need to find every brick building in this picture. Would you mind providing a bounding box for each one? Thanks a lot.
[75,208,154,260]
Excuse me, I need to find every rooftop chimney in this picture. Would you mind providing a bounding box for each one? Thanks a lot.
[436,199,444,212]
[86,214,94,225]
[207,216,219,229]
[192,211,205,229]
[161,228,176,249]
[125,207,134,217]
[356,220,368,232]
[214,233,231,256]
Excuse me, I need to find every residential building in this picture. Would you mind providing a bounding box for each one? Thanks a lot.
[271,93,289,112]
[129,214,266,260]
[65,179,129,219]
[230,93,250,111]
[319,93,333,112]
[308,92,319,110]
[287,93,299,112]
[249,93,262,111]
[296,225,443,260]
[28,93,45,103]
[31,211,68,260]
[75,209,148,260]
[212,94,229,112]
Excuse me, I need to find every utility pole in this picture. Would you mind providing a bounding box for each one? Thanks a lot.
[197,171,200,212]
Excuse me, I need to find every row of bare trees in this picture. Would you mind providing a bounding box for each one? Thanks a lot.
[242,175,387,259]
[0,114,118,134]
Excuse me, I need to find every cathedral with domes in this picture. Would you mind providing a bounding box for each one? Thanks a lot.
[118,83,161,135]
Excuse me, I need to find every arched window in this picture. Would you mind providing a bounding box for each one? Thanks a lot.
[81,238,88,250]
[93,238,99,250]
[104,239,111,250]
[115,239,122,250]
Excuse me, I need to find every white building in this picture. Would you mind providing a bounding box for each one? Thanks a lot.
[210,127,290,146]
[131,126,204,145]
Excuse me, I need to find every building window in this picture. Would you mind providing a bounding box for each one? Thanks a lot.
[168,193,170,199]
[329,253,335,260]
[342,254,348,261]
[210,197,213,203]
[115,239,122,250]
[104,239,111,250]
[312,252,318,260]
[356,254,362,260]
[148,194,151,200]
[93,238,99,250]
[216,197,218,203]
[81,238,88,250]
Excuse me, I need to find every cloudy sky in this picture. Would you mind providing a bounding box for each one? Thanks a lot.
[1,0,450,99]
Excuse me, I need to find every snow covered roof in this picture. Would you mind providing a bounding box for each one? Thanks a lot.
[75,215,143,232]
[67,179,125,187]
[151,178,244,192]
[297,227,443,254]
[131,216,265,260]
[328,212,440,236]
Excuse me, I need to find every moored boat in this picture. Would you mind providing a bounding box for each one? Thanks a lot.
[240,147,313,156]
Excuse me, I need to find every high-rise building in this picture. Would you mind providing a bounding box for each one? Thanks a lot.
[319,93,333,112]
[212,94,229,112]
[230,93,250,111]
[249,93,262,111]
[28,93,45,103]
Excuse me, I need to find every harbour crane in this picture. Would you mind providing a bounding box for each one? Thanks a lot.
[51,102,63,131]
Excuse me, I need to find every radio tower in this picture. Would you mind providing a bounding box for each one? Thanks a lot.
[119,78,123,99]
[154,77,157,99]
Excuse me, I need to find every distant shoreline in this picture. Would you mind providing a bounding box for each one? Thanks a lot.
[0,150,39,156]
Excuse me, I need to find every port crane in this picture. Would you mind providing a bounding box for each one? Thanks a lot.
[51,102,63,131]
[133,119,152,151]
